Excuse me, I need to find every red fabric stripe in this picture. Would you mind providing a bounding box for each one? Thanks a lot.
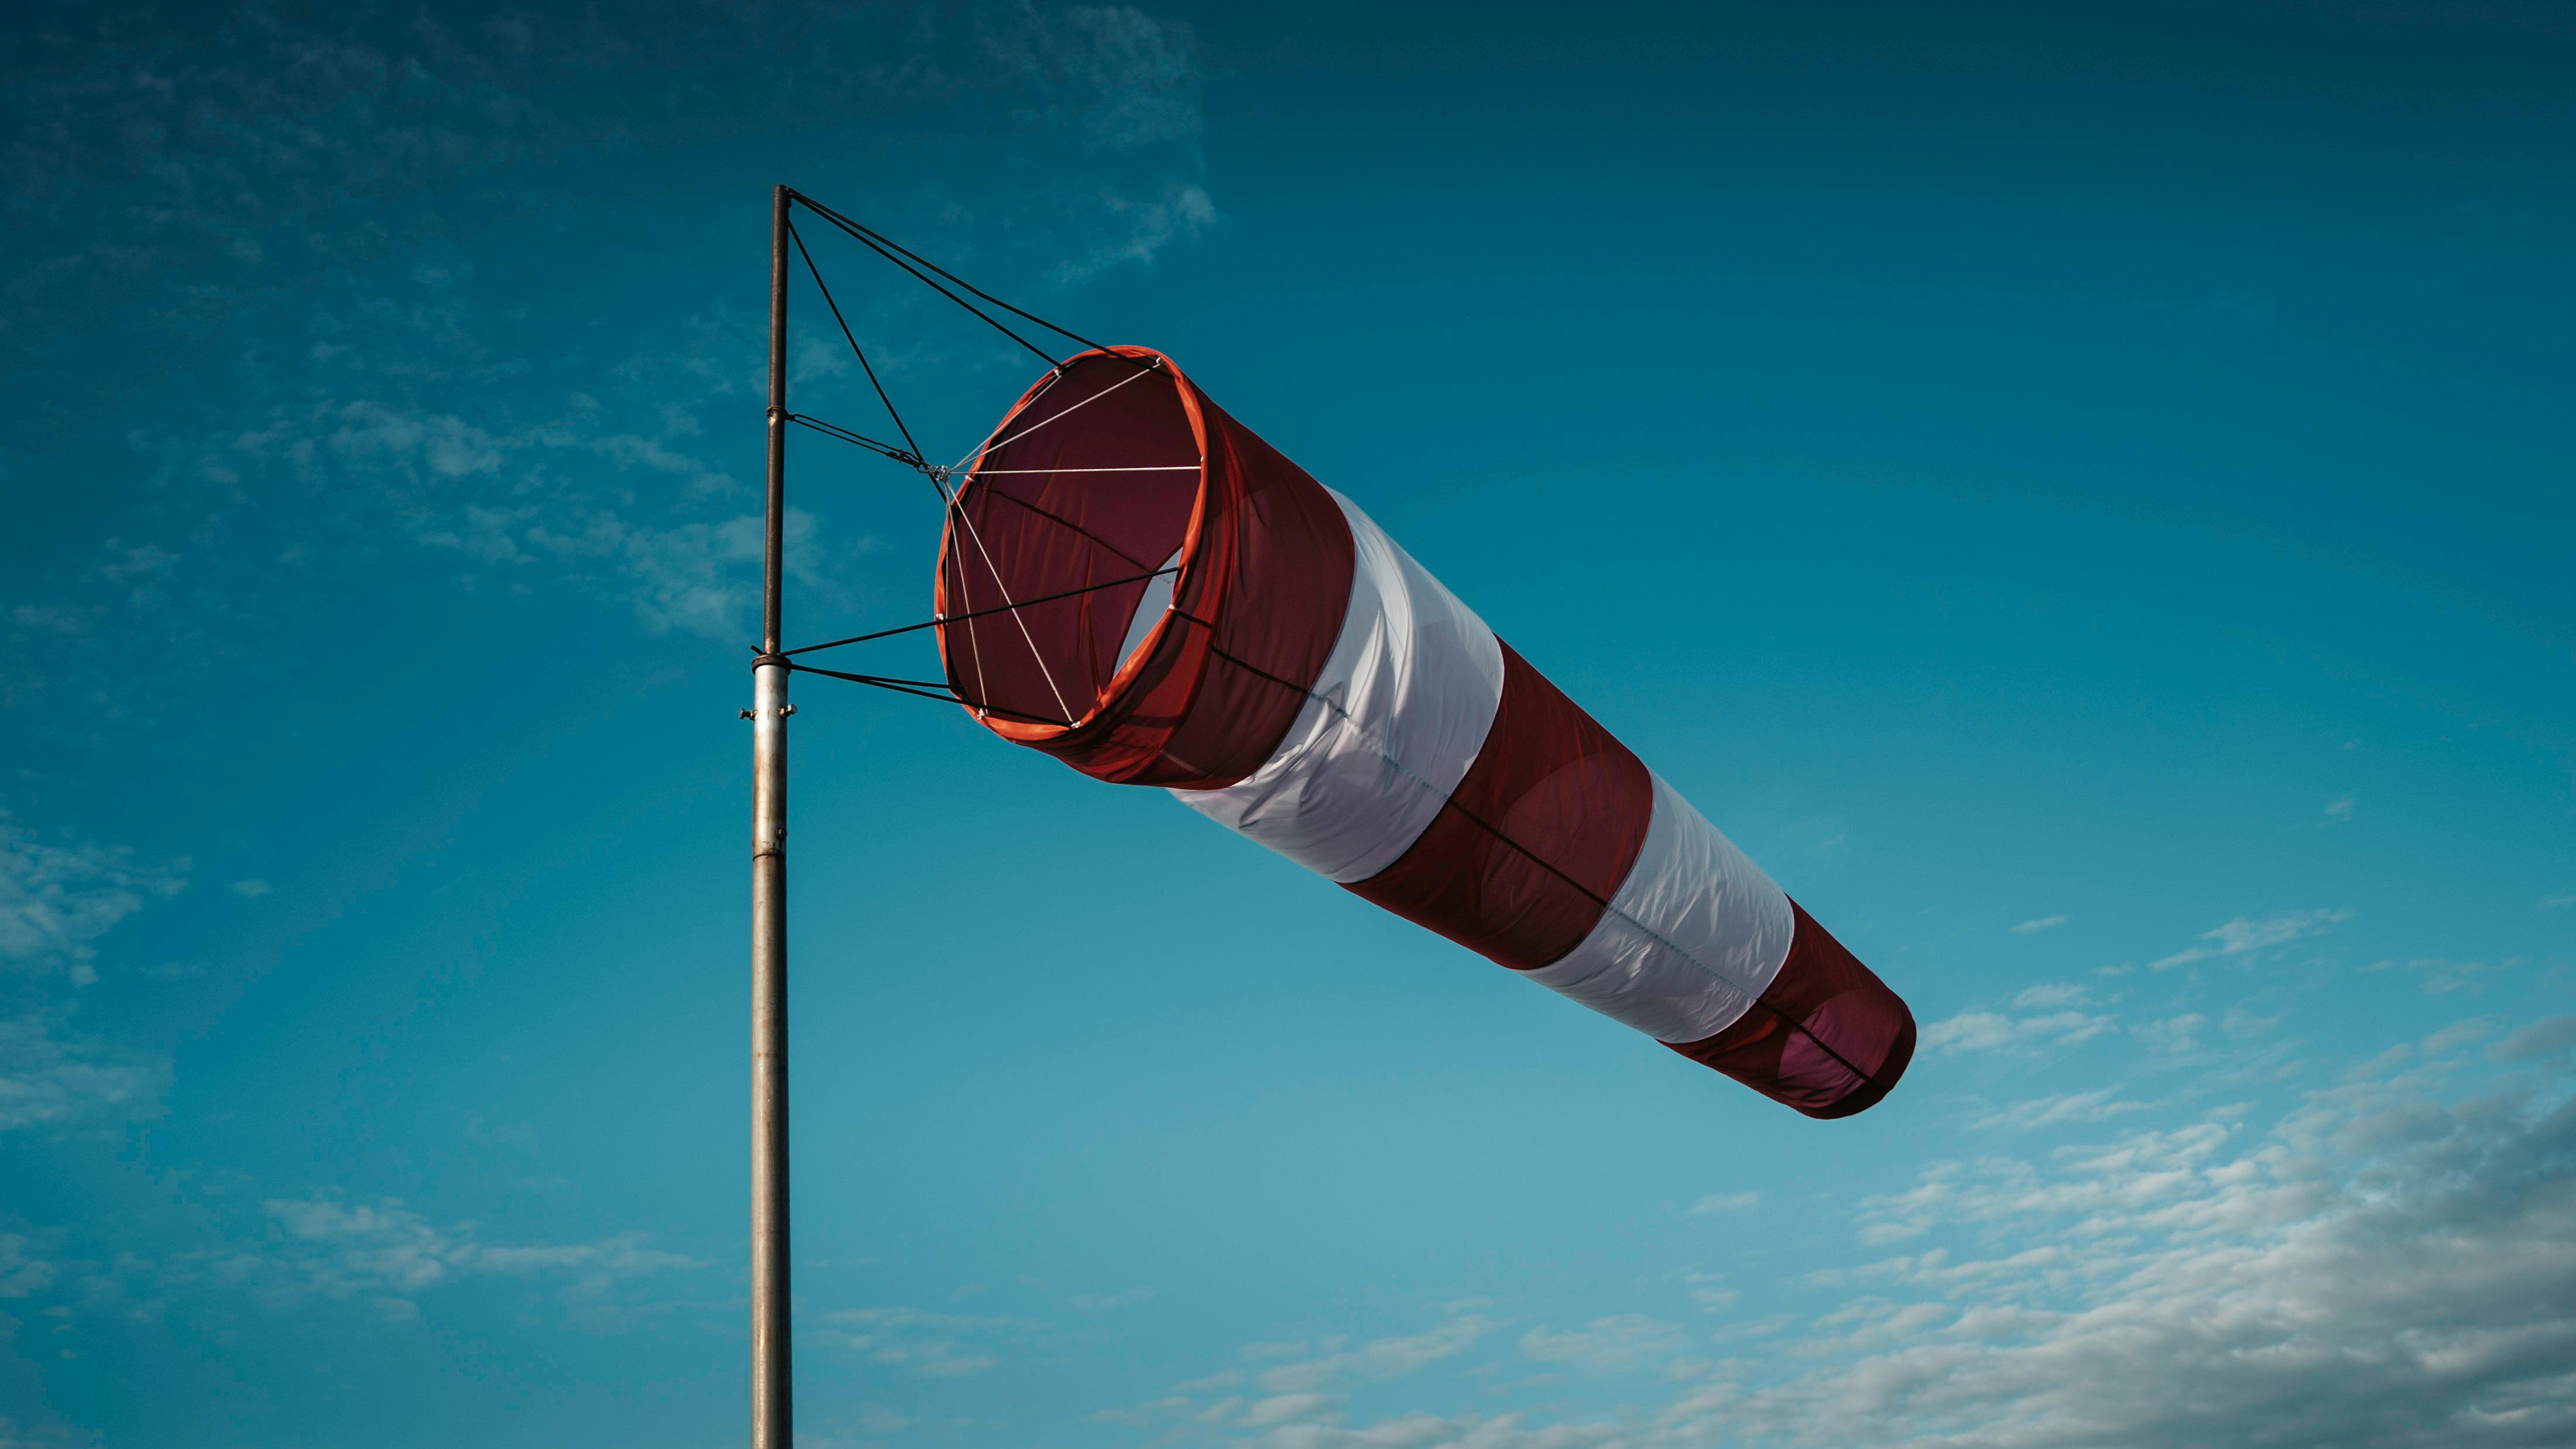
[938,348,1355,787]
[1343,643,1653,971]
[1666,901,1914,1119]
[1143,389,1354,787]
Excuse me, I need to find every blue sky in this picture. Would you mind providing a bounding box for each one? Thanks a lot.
[4,2,2574,1445]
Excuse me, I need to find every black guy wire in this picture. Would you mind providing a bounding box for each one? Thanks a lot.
[786,412,917,465]
[979,488,1156,573]
[1164,609,1889,1094]
[785,410,959,525]
[792,191,1151,372]
[790,197,1062,368]
[800,667,954,692]
[777,565,1179,658]
[787,218,922,463]
[785,661,1071,728]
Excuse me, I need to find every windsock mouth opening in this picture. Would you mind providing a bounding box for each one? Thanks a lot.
[934,347,1208,740]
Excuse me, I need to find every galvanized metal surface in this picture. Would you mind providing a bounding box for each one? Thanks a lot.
[750,182,794,1449]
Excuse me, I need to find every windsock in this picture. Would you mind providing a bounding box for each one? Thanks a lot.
[935,348,1914,1117]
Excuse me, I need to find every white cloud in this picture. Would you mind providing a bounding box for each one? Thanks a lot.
[0,810,186,974]
[0,813,180,1131]
[2132,1013,2208,1054]
[822,1304,1045,1377]
[2421,1019,2491,1054]
[228,878,270,899]
[2322,796,2354,821]
[2540,894,2576,912]
[2009,984,2090,1009]
[0,1013,167,1132]
[1677,1270,1741,1312]
[2153,909,2349,969]
[1100,1311,1512,1440]
[9,603,91,635]
[2224,1006,2284,1039]
[1255,1313,1497,1395]
[2009,915,2067,935]
[95,542,179,588]
[1519,1316,1683,1373]
[2490,1016,2576,1064]
[1921,1009,2114,1055]
[2368,956,2515,995]
[1690,1191,1759,1214]
[170,1197,697,1325]
[1132,1045,2576,1449]
[1174,1369,1248,1393]
[0,1233,54,1299]
[1060,1286,1156,1313]
[1054,181,1218,284]
[1708,1066,2576,1447]
[221,396,834,642]
[1241,1392,1335,1427]
[1969,1090,2153,1132]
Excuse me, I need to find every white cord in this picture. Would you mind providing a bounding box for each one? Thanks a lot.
[935,356,1185,729]
[968,464,1199,475]
[940,477,1075,725]
[949,358,1167,475]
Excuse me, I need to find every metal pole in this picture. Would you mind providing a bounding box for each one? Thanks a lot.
[750,181,794,1449]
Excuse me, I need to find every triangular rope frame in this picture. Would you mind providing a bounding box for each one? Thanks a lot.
[765,188,1183,728]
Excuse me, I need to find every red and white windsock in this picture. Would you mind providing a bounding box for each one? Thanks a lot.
[936,348,1915,1117]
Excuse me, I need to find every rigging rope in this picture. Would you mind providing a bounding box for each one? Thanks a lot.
[787,219,923,465]
[785,412,916,464]
[783,661,1072,728]
[934,461,1075,723]
[969,464,1200,475]
[773,194,1177,494]
[978,488,1155,573]
[792,197,1063,368]
[792,192,1152,370]
[779,566,1179,657]
[950,358,1167,475]
[773,194,1189,732]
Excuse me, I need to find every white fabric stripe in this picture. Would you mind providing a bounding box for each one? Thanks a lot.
[1522,773,1795,1043]
[1114,549,1183,677]
[1169,489,1505,883]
